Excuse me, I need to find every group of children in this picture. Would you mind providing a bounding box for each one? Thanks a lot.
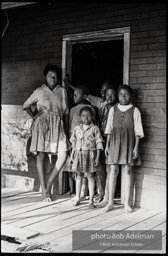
[23,63,144,212]
[63,76,144,213]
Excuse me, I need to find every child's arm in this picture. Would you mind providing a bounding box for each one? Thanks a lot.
[86,94,103,109]
[24,107,43,120]
[63,75,76,91]
[105,134,111,157]
[133,107,144,159]
[133,136,140,159]
[69,148,75,165]
[95,149,101,166]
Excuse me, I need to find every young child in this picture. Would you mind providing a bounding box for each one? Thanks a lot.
[69,106,104,209]
[103,84,144,213]
[96,86,118,206]
[64,75,115,202]
[63,85,96,196]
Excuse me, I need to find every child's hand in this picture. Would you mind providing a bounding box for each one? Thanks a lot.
[94,157,99,167]
[132,147,139,159]
[33,108,44,120]
[105,147,109,157]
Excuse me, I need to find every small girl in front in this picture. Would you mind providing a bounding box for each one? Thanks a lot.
[69,106,104,209]
[104,84,144,213]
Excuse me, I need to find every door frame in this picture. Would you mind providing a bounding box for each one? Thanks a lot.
[61,27,131,203]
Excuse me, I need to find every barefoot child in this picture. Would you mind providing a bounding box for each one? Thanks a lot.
[64,75,114,203]
[103,84,144,213]
[69,106,104,209]
[63,85,96,196]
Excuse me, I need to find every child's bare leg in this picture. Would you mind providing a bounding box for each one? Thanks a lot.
[123,164,133,213]
[72,173,83,206]
[103,164,119,213]
[97,165,110,208]
[87,172,95,209]
[45,151,67,199]
[69,172,74,195]
[36,152,46,199]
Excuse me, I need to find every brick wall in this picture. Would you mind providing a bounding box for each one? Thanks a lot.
[1,3,166,210]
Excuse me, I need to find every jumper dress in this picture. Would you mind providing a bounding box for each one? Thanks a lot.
[107,104,141,166]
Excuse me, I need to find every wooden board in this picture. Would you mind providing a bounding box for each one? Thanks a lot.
[1,223,40,241]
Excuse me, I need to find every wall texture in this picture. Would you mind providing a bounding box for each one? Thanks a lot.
[1,3,166,210]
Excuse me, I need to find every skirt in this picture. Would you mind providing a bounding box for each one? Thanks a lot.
[30,112,70,154]
[71,150,99,173]
[106,128,141,166]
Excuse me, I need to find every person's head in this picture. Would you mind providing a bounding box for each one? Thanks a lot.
[43,64,61,90]
[100,80,114,101]
[80,106,93,125]
[105,86,117,105]
[118,84,133,105]
[73,85,89,104]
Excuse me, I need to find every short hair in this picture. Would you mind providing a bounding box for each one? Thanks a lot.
[106,86,117,92]
[76,85,89,96]
[79,106,93,116]
[118,84,133,96]
[43,63,61,77]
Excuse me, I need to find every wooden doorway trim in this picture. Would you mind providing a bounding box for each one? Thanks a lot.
[62,27,130,86]
[61,27,130,201]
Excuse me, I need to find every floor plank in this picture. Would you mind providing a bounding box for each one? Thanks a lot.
[1,223,40,240]
[2,189,166,253]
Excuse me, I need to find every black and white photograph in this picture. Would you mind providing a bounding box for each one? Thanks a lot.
[1,1,166,253]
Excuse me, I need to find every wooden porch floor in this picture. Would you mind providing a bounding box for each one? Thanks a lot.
[1,188,166,253]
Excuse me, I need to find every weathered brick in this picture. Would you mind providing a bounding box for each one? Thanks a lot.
[147,70,166,76]
[130,71,146,78]
[131,44,148,52]
[130,58,147,64]
[139,63,156,70]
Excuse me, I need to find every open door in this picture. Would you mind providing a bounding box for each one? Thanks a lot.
[62,27,130,202]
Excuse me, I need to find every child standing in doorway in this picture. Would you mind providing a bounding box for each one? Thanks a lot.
[63,85,96,196]
[103,84,144,213]
[64,75,115,202]
[69,106,104,209]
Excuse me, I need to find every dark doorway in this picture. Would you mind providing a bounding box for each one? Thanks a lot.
[71,39,123,94]
[69,39,123,200]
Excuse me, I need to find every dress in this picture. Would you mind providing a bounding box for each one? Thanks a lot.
[23,84,70,154]
[105,103,144,166]
[62,103,97,172]
[70,123,104,173]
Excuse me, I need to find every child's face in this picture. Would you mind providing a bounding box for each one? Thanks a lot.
[106,89,117,104]
[81,110,92,125]
[46,71,57,89]
[73,89,85,104]
[118,89,131,105]
[100,82,109,100]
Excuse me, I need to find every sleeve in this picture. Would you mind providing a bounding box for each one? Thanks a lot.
[86,94,103,109]
[61,88,69,115]
[104,106,114,134]
[69,108,73,137]
[23,89,39,110]
[133,107,144,138]
[95,126,104,150]
[69,127,77,148]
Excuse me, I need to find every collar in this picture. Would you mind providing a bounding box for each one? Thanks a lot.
[42,84,61,92]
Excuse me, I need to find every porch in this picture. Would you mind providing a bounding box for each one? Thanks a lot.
[1,187,166,253]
